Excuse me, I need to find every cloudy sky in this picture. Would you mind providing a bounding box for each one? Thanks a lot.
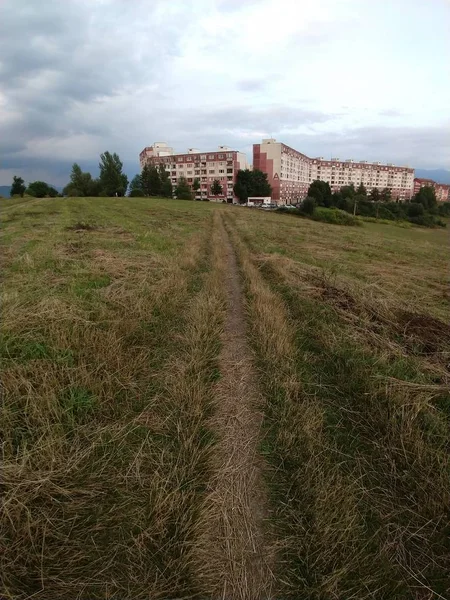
[1,0,449,186]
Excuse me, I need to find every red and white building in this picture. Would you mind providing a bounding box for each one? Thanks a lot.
[139,143,248,202]
[254,139,415,204]
[413,178,450,202]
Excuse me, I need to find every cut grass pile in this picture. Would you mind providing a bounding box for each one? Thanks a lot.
[1,197,449,599]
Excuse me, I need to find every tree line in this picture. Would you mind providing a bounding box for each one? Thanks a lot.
[302,180,449,226]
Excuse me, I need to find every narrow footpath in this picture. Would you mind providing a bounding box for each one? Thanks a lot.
[194,215,274,600]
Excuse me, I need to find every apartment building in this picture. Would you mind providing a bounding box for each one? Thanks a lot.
[414,177,450,202]
[139,143,248,202]
[253,139,415,204]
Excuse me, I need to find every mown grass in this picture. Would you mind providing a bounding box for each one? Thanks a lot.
[2,197,449,599]
[225,208,450,599]
[0,197,227,599]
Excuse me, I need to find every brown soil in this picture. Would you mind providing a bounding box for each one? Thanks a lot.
[194,216,274,599]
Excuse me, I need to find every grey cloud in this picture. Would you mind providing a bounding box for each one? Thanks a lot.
[0,0,448,186]
[282,125,450,168]
[237,79,267,92]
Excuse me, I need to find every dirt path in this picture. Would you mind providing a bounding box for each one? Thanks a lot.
[194,215,274,599]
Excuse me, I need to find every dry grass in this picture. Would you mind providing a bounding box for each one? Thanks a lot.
[2,197,449,599]
[224,208,450,599]
[0,197,226,599]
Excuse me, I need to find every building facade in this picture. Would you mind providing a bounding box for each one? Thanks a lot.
[253,139,415,204]
[413,177,450,202]
[139,143,248,202]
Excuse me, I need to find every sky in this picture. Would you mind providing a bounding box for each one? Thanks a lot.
[0,0,449,186]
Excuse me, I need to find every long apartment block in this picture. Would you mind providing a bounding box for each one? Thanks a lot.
[254,139,415,204]
[139,142,248,202]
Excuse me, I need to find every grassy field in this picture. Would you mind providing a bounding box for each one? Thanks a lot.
[1,197,449,599]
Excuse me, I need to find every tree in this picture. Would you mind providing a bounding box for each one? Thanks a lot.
[192,178,201,198]
[26,181,58,198]
[161,179,173,198]
[10,176,26,197]
[381,187,392,202]
[369,187,380,202]
[129,174,143,195]
[250,169,272,197]
[63,163,101,197]
[301,196,316,215]
[356,183,367,196]
[233,169,272,203]
[148,166,161,196]
[175,177,193,200]
[413,186,437,211]
[308,180,332,206]
[211,179,223,197]
[407,202,424,217]
[99,152,128,196]
[140,164,152,196]
[340,183,356,200]
[352,193,366,216]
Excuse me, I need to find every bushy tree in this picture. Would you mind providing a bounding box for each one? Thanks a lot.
[308,180,332,207]
[340,184,356,200]
[158,164,173,198]
[369,187,380,202]
[233,169,272,203]
[140,164,152,196]
[381,187,392,202]
[26,181,58,198]
[175,177,193,200]
[148,166,161,196]
[192,178,200,198]
[161,179,173,198]
[407,202,424,217]
[63,164,101,197]
[99,152,128,196]
[211,179,223,197]
[10,175,26,197]
[301,196,316,215]
[413,186,437,211]
[129,174,143,196]
[356,183,367,196]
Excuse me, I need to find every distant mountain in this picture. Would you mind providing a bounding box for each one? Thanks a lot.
[414,169,450,184]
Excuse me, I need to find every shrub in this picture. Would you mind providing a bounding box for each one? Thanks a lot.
[407,202,424,218]
[129,189,145,197]
[312,207,361,226]
[301,196,316,215]
[98,190,109,197]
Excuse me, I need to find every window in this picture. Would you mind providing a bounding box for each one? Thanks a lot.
[219,169,224,173]
[178,164,183,168]
[177,157,183,162]
[227,168,233,174]
[227,153,233,158]
[200,155,206,160]
[187,157,192,161]
[195,170,200,175]
[208,155,214,159]
[218,154,224,158]
[201,170,207,174]
[187,171,193,175]
[209,169,215,174]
